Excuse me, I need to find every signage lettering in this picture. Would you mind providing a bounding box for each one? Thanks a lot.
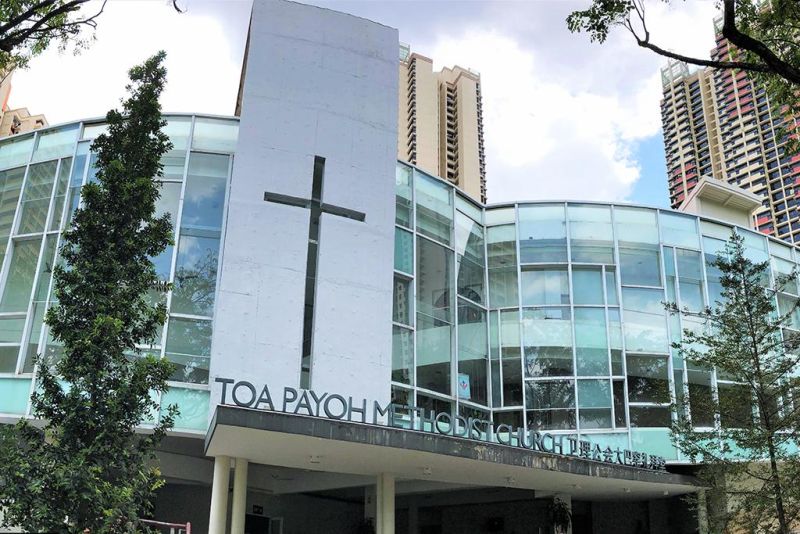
[215,378,667,471]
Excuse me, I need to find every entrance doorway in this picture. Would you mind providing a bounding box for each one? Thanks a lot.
[244,514,283,534]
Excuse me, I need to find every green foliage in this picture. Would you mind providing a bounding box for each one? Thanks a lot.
[0,1,102,73]
[0,52,176,533]
[668,234,800,534]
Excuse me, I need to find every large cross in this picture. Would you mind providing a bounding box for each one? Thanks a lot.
[263,156,366,389]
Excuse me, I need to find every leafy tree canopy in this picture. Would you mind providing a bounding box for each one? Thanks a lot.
[667,234,800,534]
[0,51,176,533]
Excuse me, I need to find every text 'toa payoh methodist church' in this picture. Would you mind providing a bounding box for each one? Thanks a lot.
[1,1,798,533]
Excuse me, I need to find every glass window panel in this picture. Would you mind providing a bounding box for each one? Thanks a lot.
[456,195,482,224]
[81,122,108,139]
[0,316,25,344]
[575,307,609,376]
[608,308,623,375]
[677,249,704,312]
[457,254,484,304]
[417,237,453,323]
[526,380,576,431]
[773,256,798,295]
[165,317,211,384]
[572,267,603,305]
[0,344,20,372]
[778,294,800,330]
[0,134,34,170]
[521,268,569,306]
[629,406,670,427]
[162,116,191,180]
[457,301,488,405]
[687,368,715,427]
[605,268,618,305]
[739,229,769,264]
[181,153,228,231]
[417,394,452,420]
[394,228,413,275]
[393,275,412,325]
[17,160,57,235]
[523,307,573,377]
[664,246,677,303]
[63,142,89,230]
[518,204,566,263]
[485,207,515,226]
[502,358,523,406]
[395,163,412,228]
[615,207,658,244]
[489,311,501,406]
[626,354,670,403]
[578,379,612,429]
[718,382,753,428]
[619,246,661,286]
[769,240,792,260]
[659,212,700,248]
[704,237,726,305]
[22,301,46,373]
[0,167,25,263]
[392,326,413,385]
[151,181,182,280]
[568,204,613,263]
[416,312,451,395]
[0,238,42,312]
[415,171,453,245]
[622,287,669,353]
[191,117,238,152]
[48,157,72,231]
[495,410,523,428]
[613,379,627,427]
[172,235,219,317]
[487,225,518,308]
[455,212,485,266]
[500,309,520,354]
[31,125,79,162]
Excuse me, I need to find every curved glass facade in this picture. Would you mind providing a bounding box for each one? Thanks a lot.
[1,117,798,461]
[394,161,800,460]
[0,115,238,432]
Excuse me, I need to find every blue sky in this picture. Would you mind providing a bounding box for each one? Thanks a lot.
[9,0,717,209]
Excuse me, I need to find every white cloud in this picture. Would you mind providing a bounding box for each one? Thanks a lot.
[7,0,249,124]
[428,1,719,203]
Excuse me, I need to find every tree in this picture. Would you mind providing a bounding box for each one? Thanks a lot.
[667,234,800,534]
[0,0,185,76]
[566,0,800,149]
[0,51,176,533]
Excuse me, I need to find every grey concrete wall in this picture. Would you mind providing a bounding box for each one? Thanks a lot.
[209,0,398,413]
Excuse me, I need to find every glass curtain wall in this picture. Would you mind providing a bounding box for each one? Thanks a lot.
[0,116,238,432]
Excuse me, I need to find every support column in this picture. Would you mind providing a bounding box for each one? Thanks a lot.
[376,473,395,534]
[208,456,231,534]
[230,458,249,534]
[552,493,572,534]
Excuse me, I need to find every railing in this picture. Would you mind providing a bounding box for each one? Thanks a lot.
[140,519,192,534]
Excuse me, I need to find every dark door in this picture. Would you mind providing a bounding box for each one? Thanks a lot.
[245,513,271,534]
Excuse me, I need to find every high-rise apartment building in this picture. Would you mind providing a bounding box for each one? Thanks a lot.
[398,45,487,203]
[661,18,800,242]
[0,71,47,138]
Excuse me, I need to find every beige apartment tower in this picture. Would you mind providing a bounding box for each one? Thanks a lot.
[0,71,47,138]
[398,45,487,203]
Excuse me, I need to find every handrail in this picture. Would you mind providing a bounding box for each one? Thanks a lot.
[140,519,192,534]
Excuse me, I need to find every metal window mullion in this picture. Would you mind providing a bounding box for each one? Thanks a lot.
[410,168,418,410]
[514,203,525,428]
[601,265,617,430]
[564,202,581,437]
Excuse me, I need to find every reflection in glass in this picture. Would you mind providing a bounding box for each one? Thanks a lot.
[396,164,412,228]
[416,312,451,395]
[191,117,238,152]
[572,267,603,305]
[456,212,485,303]
[687,368,715,427]
[659,211,700,249]
[521,268,569,306]
[574,307,609,376]
[392,325,413,385]
[416,237,453,323]
[31,125,79,162]
[629,406,670,427]
[181,153,228,230]
[48,158,72,231]
[416,172,452,245]
[677,249,704,312]
[526,380,576,430]
[619,246,661,286]
[457,301,488,405]
[578,379,612,429]
[393,276,412,325]
[17,161,57,235]
[0,167,25,264]
[523,307,573,377]
[568,204,613,263]
[0,317,25,372]
[165,317,211,383]
[151,181,181,280]
[626,354,669,403]
[622,287,668,352]
[501,310,522,405]
[518,204,567,263]
[394,228,413,274]
[608,308,623,375]
[0,238,42,313]
[0,134,34,170]
[487,225,518,308]
[172,235,219,316]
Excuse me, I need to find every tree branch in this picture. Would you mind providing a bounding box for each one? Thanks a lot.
[720,0,800,84]
[0,0,90,52]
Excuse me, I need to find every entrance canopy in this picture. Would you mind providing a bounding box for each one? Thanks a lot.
[205,406,699,501]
